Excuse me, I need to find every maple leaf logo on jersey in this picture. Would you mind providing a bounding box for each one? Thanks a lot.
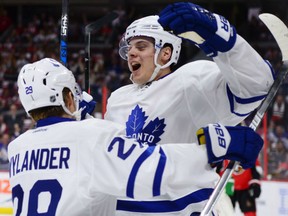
[126,105,166,146]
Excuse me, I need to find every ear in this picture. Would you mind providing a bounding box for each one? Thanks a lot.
[66,92,76,112]
[160,46,172,63]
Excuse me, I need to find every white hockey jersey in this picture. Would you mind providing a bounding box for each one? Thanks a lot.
[8,117,218,216]
[105,35,274,215]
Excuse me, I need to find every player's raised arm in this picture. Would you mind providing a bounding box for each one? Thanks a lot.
[158,2,274,99]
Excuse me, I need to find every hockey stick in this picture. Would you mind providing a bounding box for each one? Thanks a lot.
[200,13,288,216]
[84,11,119,93]
[60,0,69,66]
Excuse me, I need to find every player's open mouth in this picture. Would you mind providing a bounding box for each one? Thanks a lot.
[131,63,141,71]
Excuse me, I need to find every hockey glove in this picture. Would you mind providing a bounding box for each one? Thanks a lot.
[248,181,261,198]
[158,2,237,57]
[79,91,96,120]
[197,123,263,169]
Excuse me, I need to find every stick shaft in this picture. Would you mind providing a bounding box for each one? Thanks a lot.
[60,0,69,66]
[84,12,119,93]
[84,33,91,93]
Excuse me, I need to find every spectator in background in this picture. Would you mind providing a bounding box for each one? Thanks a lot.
[0,114,8,134]
[269,93,288,128]
[4,103,24,135]
[0,81,14,111]
[93,53,105,74]
[0,133,9,165]
[11,123,22,140]
[268,139,288,179]
[268,124,288,149]
[21,116,34,132]
[274,159,288,179]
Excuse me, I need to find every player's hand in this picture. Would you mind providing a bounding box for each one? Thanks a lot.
[196,123,263,169]
[79,91,96,120]
[248,182,261,198]
[158,2,237,57]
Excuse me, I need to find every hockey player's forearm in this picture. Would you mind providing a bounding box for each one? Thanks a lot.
[214,35,274,98]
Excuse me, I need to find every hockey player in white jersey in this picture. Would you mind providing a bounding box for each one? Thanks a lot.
[9,57,264,216]
[105,2,275,216]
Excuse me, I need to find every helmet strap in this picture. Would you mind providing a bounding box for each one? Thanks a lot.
[130,46,174,85]
[148,48,173,82]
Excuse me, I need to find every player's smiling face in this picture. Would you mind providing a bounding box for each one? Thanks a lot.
[127,36,156,85]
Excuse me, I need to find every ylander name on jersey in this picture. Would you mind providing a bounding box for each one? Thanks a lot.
[10,147,70,177]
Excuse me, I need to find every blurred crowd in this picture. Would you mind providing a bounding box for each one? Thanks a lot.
[0,3,288,180]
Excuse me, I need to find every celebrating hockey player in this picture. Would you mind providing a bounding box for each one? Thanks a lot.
[105,2,274,216]
[9,57,264,215]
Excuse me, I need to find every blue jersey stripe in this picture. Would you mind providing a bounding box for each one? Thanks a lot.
[226,85,266,117]
[36,117,75,128]
[153,147,167,196]
[127,146,156,198]
[264,60,276,80]
[118,188,213,213]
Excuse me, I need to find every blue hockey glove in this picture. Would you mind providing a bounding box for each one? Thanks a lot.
[79,91,96,120]
[158,2,237,57]
[197,123,263,169]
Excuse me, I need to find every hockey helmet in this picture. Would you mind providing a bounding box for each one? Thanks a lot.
[17,58,82,117]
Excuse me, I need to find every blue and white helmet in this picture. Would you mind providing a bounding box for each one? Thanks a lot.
[119,15,182,83]
[17,58,82,118]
